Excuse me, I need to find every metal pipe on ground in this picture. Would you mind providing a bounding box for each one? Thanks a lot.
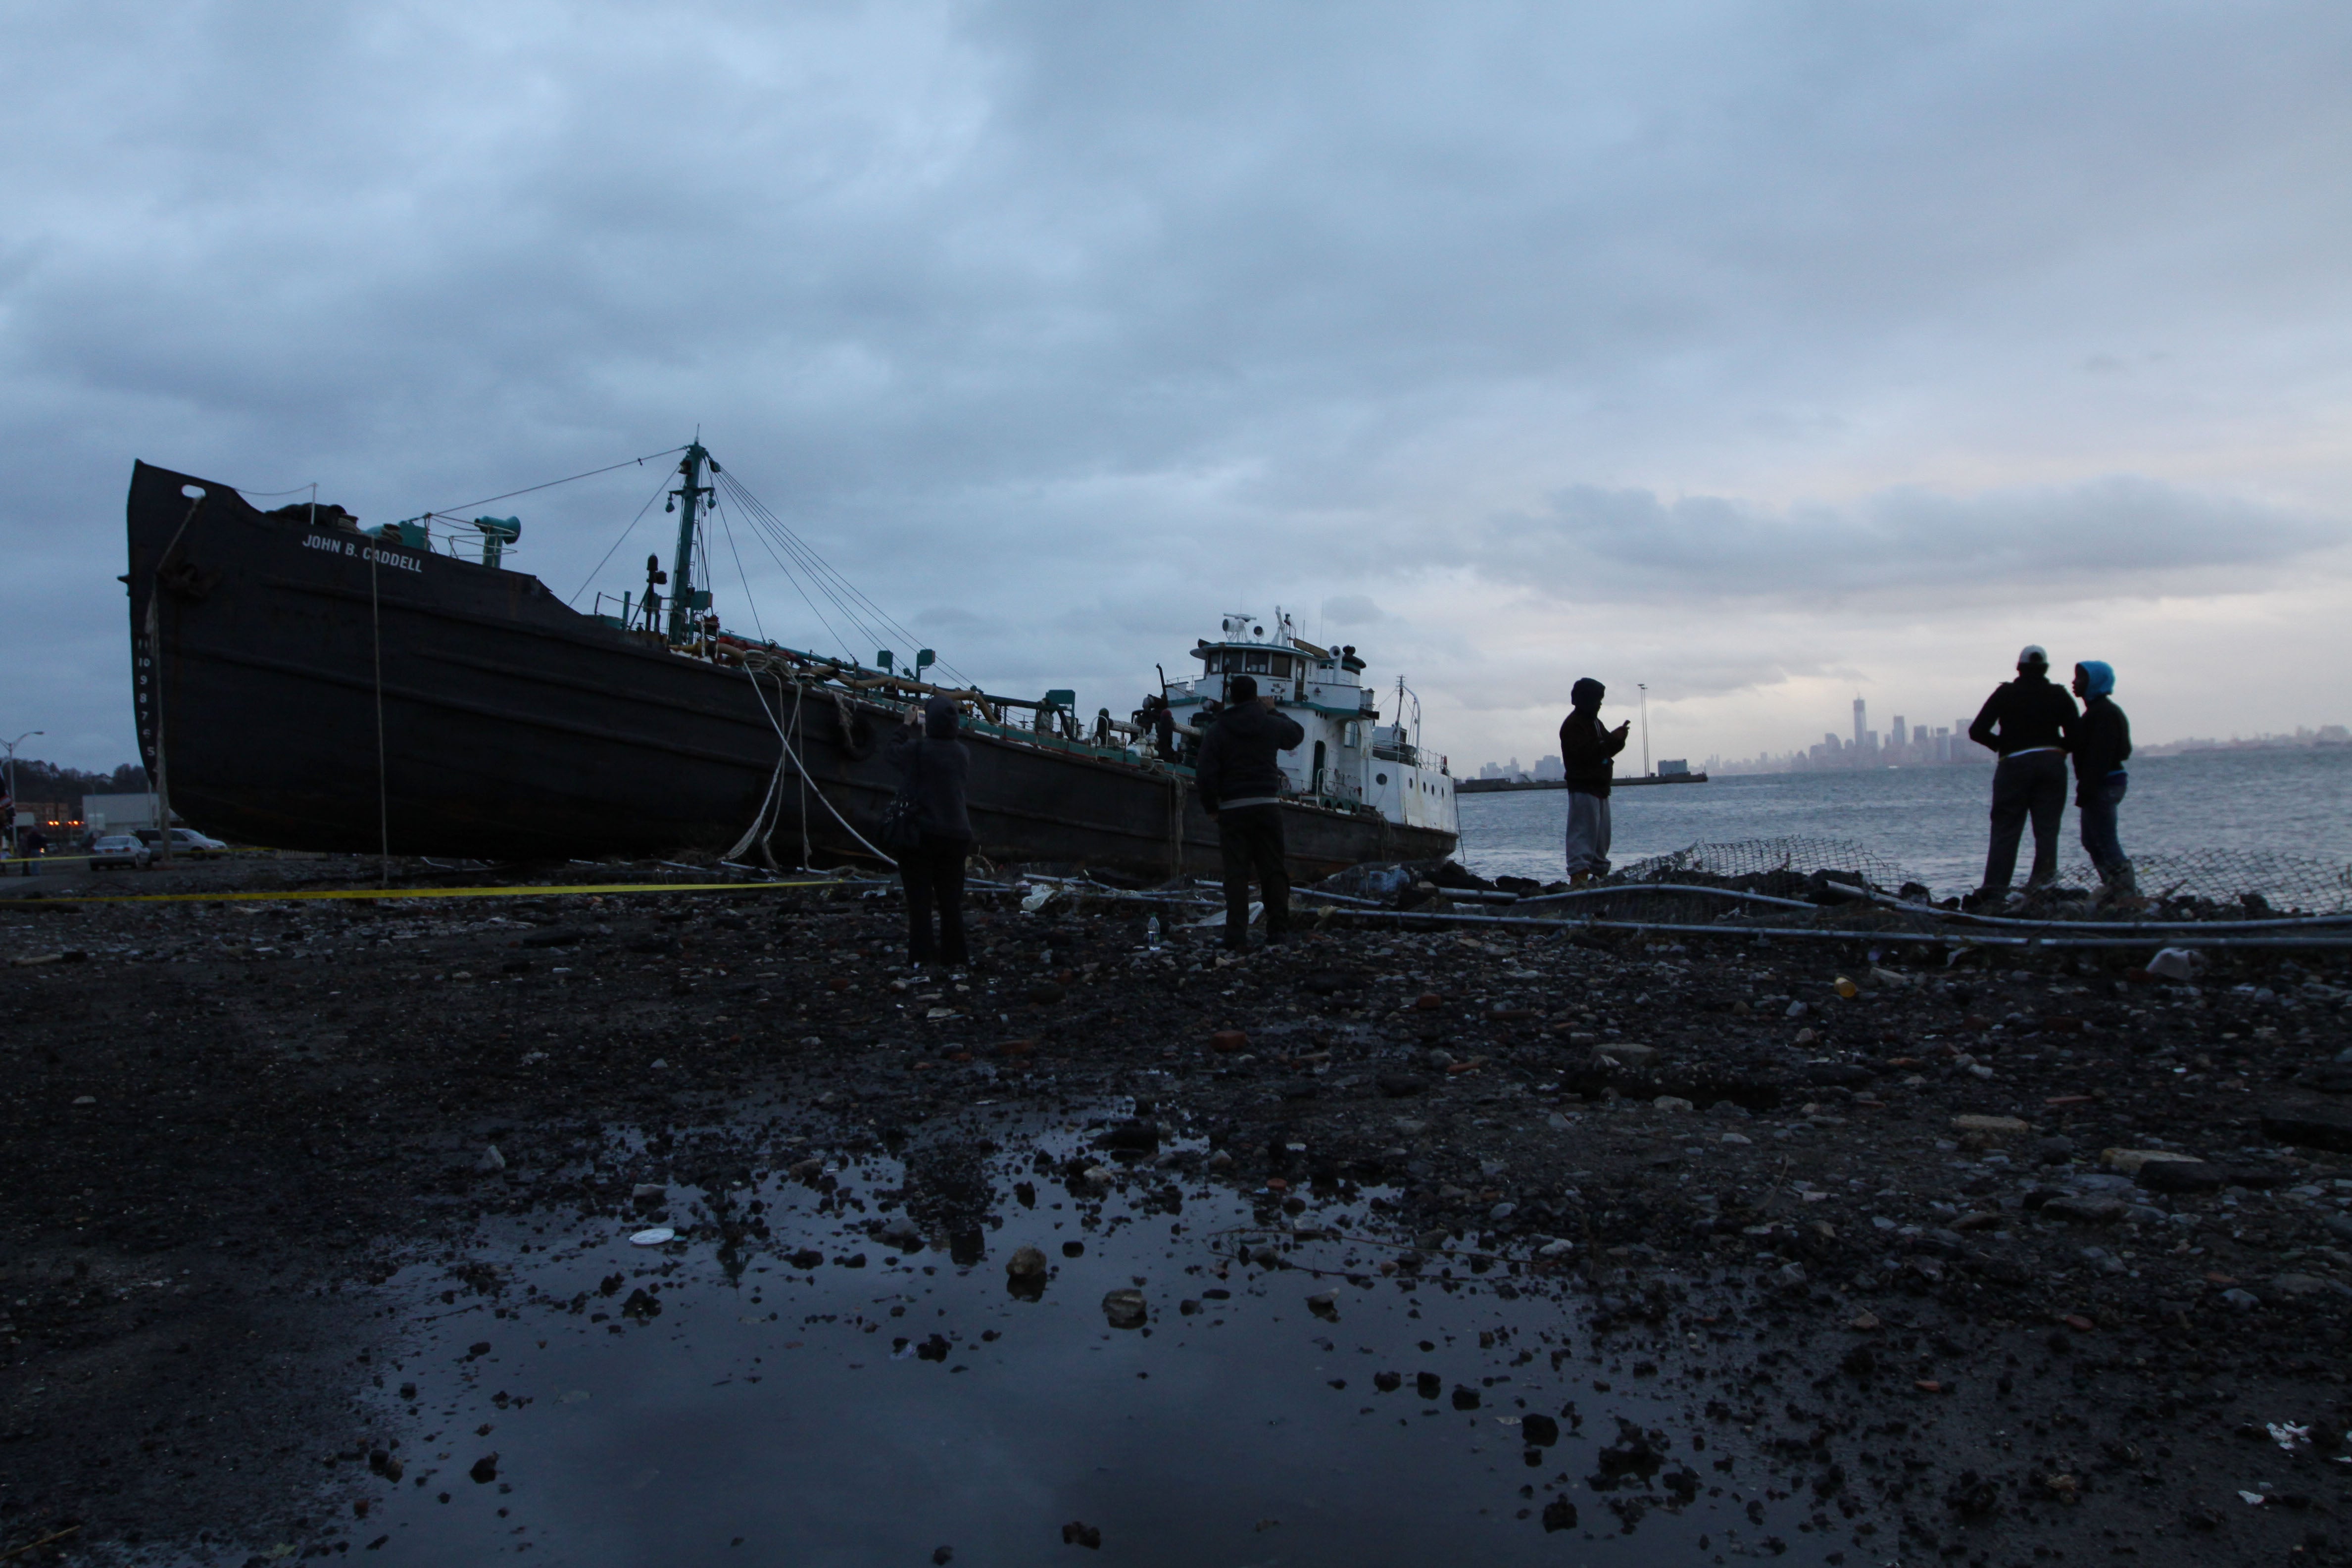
[1308,905,2352,950]
[1516,880,2352,932]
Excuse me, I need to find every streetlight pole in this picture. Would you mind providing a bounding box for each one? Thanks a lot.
[2,731,43,860]
[1637,686,1649,779]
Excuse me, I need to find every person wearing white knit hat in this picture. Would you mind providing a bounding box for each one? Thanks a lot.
[1964,645,2080,908]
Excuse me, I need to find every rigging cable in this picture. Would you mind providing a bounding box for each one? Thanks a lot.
[708,493,769,645]
[731,473,969,685]
[711,467,972,687]
[566,466,681,606]
[714,471,882,648]
[429,446,686,518]
[717,480,862,664]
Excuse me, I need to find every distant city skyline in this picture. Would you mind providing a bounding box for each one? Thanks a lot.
[1477,712,2352,781]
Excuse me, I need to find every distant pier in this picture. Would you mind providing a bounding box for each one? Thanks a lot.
[1457,771,1709,795]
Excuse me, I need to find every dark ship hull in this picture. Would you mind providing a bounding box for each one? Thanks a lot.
[126,461,1457,878]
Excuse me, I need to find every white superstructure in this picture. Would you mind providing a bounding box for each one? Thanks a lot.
[1158,610,1458,836]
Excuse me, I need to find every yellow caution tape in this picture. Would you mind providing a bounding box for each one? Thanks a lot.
[3,879,847,907]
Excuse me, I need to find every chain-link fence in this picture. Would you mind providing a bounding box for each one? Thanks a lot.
[1605,835,2352,919]
[2042,849,2352,916]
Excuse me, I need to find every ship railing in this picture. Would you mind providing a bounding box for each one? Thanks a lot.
[644,626,1223,772]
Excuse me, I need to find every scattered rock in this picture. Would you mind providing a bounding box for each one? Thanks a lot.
[1007,1246,1048,1279]
[2137,1160,2224,1195]
[1101,1289,1147,1329]
[1093,1120,1161,1154]
[1951,1115,2031,1138]
[1060,1520,1101,1549]
[2260,1103,2352,1153]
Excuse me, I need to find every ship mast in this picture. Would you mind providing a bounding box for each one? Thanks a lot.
[666,441,711,644]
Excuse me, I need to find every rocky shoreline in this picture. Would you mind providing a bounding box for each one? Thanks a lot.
[5,854,2352,1564]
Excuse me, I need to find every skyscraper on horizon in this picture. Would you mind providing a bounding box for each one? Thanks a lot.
[1853,696,1867,751]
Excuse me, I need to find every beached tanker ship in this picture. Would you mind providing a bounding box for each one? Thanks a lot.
[123,445,1458,879]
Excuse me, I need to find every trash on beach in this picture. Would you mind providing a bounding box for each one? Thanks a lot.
[1020,885,1056,914]
[2146,948,2208,981]
[2269,1421,2312,1451]
[2101,1148,2204,1175]
[1186,902,1263,930]
[629,1227,676,1246]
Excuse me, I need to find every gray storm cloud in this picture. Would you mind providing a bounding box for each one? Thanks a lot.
[1473,477,2344,604]
[2,1,2350,767]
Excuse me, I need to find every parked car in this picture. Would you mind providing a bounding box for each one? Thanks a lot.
[90,834,154,871]
[166,827,229,858]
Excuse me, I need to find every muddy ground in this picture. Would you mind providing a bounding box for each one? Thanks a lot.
[5,854,2352,1564]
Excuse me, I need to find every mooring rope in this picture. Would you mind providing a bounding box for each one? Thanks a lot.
[735,654,896,867]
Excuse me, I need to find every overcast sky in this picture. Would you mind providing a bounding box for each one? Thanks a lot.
[5,0,2350,777]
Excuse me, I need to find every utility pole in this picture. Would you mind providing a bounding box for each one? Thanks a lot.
[1,731,42,859]
[665,442,711,644]
[1637,685,1650,779]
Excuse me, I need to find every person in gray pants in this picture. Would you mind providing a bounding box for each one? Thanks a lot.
[1557,678,1629,884]
[1965,644,2080,907]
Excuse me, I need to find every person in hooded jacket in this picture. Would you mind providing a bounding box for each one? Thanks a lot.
[1192,674,1306,950]
[2064,660,2134,897]
[1966,644,2080,906]
[888,695,975,968]
[1558,677,1630,883]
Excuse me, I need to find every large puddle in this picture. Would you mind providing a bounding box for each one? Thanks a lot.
[335,1103,1843,1565]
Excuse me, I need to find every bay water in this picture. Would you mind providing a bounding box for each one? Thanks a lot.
[1454,747,2352,897]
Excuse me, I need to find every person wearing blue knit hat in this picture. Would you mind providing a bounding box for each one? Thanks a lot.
[2065,660,2134,900]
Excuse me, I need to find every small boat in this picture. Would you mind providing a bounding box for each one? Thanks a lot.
[124,446,1459,879]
